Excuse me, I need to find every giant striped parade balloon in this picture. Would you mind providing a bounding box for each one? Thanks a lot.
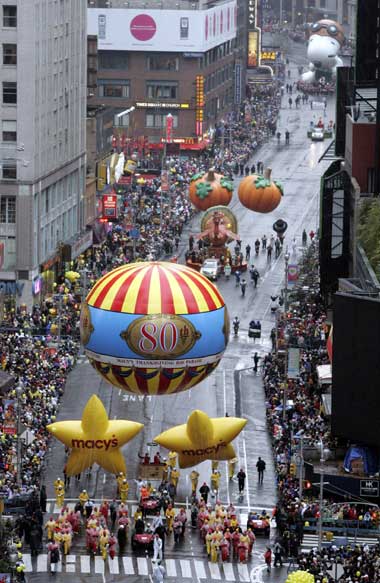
[80,262,229,395]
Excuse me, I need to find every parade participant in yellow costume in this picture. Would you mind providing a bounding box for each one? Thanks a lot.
[116,472,126,494]
[190,469,199,495]
[54,477,64,496]
[119,479,129,503]
[53,527,63,546]
[210,470,221,492]
[79,489,89,507]
[205,529,213,556]
[99,529,109,560]
[168,451,178,468]
[228,457,237,480]
[210,536,219,563]
[162,458,169,481]
[134,507,143,523]
[211,461,219,472]
[62,530,72,556]
[45,517,56,541]
[165,504,175,533]
[56,485,65,508]
[170,468,180,490]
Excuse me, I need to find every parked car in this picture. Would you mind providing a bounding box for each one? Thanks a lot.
[200,259,221,281]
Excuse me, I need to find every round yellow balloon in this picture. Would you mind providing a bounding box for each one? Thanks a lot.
[47,395,143,476]
[154,409,247,468]
[286,572,315,583]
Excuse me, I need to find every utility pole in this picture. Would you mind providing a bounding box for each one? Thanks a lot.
[15,383,23,487]
[299,434,304,500]
[284,248,290,312]
[318,439,325,551]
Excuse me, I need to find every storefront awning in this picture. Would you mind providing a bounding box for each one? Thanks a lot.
[317,364,332,385]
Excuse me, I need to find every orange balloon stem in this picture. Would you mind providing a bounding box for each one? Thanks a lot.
[207,169,216,181]
[264,168,272,180]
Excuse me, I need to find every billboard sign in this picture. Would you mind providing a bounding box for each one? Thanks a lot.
[234,62,242,105]
[247,31,259,68]
[88,2,237,53]
[102,195,118,220]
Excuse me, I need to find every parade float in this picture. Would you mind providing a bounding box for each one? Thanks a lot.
[238,168,283,213]
[301,19,345,86]
[80,261,229,396]
[187,169,247,274]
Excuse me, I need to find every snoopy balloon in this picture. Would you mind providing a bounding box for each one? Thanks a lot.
[301,20,345,84]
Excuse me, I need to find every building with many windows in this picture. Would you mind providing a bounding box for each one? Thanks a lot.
[0,0,87,308]
[87,0,240,156]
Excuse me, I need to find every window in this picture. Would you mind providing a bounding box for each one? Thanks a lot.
[2,120,16,142]
[0,197,16,222]
[98,79,130,98]
[98,51,128,70]
[147,55,179,71]
[146,82,178,99]
[3,82,17,104]
[146,111,178,128]
[3,6,17,27]
[3,44,17,65]
[2,162,16,180]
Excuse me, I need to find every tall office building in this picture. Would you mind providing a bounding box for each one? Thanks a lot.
[0,0,87,309]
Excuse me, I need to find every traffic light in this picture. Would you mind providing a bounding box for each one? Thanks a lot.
[303,480,312,490]
[289,463,297,477]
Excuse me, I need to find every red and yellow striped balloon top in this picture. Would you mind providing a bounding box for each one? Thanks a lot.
[86,262,225,314]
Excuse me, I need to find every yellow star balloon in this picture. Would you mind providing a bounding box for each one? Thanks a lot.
[154,410,247,468]
[47,394,143,476]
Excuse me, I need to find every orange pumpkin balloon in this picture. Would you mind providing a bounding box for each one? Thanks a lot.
[189,169,233,211]
[238,168,283,213]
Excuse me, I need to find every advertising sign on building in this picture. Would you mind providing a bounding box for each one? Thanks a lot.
[2,400,16,435]
[287,348,300,379]
[88,2,237,53]
[102,195,118,220]
[287,264,299,287]
[234,62,242,105]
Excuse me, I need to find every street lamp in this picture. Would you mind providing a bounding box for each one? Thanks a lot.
[116,106,135,127]
[284,249,290,313]
[318,438,326,551]
[15,383,23,487]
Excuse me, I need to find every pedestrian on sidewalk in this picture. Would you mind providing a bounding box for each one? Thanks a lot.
[199,482,210,504]
[253,352,260,373]
[267,245,272,262]
[256,457,266,484]
[273,541,284,567]
[302,229,307,246]
[237,468,246,493]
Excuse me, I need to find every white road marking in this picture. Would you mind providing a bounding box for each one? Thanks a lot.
[221,562,235,580]
[65,555,75,563]
[108,556,119,574]
[94,556,104,574]
[81,555,91,573]
[180,559,192,578]
[37,554,47,572]
[242,430,251,510]
[122,556,135,574]
[222,369,230,504]
[66,564,76,573]
[23,553,32,572]
[194,559,207,579]
[208,561,221,579]
[237,563,250,581]
[165,558,177,577]
[137,557,148,575]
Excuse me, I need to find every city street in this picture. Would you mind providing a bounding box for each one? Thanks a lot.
[27,60,334,582]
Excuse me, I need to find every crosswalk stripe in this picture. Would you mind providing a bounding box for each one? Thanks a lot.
[80,556,90,573]
[180,559,192,578]
[66,564,76,573]
[122,556,134,574]
[137,557,148,575]
[240,513,248,526]
[222,562,235,580]
[23,553,32,572]
[194,559,207,579]
[37,554,47,572]
[237,563,250,581]
[108,556,119,574]
[165,558,177,577]
[66,554,76,563]
[209,562,221,579]
[94,556,104,574]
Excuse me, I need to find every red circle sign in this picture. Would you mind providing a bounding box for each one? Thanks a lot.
[130,14,156,41]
